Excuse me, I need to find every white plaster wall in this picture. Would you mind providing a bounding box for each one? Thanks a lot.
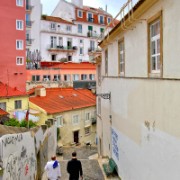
[29,0,41,51]
[104,0,180,79]
[0,133,37,180]
[51,0,75,21]
[55,106,96,146]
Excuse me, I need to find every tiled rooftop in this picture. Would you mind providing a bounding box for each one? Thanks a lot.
[29,88,96,114]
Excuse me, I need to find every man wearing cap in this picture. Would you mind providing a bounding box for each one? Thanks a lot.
[44,155,61,180]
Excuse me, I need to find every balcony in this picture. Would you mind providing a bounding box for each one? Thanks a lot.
[26,21,33,28]
[84,119,92,127]
[26,39,33,46]
[48,45,78,52]
[87,31,99,38]
[88,47,101,53]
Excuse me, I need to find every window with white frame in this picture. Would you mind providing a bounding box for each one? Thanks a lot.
[16,20,23,30]
[16,40,23,50]
[97,97,101,115]
[72,115,79,125]
[81,74,87,80]
[90,40,95,51]
[85,127,91,135]
[79,47,83,55]
[16,57,24,65]
[85,112,90,121]
[16,0,23,6]
[79,39,83,44]
[78,24,82,33]
[50,22,56,30]
[54,75,60,81]
[97,65,101,85]
[32,75,40,82]
[149,18,161,73]
[107,17,111,24]
[78,10,83,18]
[64,74,71,81]
[89,74,95,80]
[66,25,72,32]
[87,12,93,22]
[73,74,79,81]
[0,102,6,111]
[105,49,108,75]
[43,75,51,81]
[118,39,125,75]
[99,15,104,24]
[50,36,57,48]
[55,116,63,127]
[15,100,22,109]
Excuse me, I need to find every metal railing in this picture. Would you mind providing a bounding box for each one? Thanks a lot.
[48,45,78,51]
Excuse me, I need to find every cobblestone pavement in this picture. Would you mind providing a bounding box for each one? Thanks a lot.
[42,145,120,180]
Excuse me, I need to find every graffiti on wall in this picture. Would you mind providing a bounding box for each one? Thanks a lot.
[112,128,119,161]
[1,133,37,180]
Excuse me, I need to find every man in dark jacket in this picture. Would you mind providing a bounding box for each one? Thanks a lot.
[67,151,83,180]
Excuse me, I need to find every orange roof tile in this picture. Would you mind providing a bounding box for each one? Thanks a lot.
[29,88,96,114]
[41,62,96,69]
[41,15,74,25]
[0,108,9,116]
[0,82,27,98]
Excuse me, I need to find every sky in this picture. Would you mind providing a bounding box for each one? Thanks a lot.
[40,0,127,18]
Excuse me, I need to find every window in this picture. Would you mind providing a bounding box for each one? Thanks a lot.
[87,13,93,22]
[32,75,40,82]
[105,49,108,75]
[81,74,87,80]
[148,12,162,75]
[64,74,71,81]
[89,74,95,80]
[85,112,90,121]
[50,23,56,30]
[90,40,95,51]
[85,127,91,135]
[16,40,23,50]
[79,59,82,62]
[73,74,79,81]
[118,39,125,75]
[51,54,57,61]
[59,37,63,46]
[67,38,72,49]
[50,36,57,48]
[16,20,23,30]
[43,75,50,81]
[54,75,60,81]
[16,0,23,6]
[79,39,83,44]
[16,57,24,65]
[0,102,6,111]
[55,116,63,127]
[67,55,72,61]
[78,10,83,18]
[97,65,101,85]
[78,24,82,33]
[26,14,31,27]
[79,47,83,55]
[97,97,101,115]
[72,115,79,125]
[67,25,71,32]
[15,100,22,109]
[88,26,93,31]
[99,15,104,24]
[107,17,111,24]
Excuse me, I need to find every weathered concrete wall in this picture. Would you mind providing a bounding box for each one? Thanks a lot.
[0,132,37,180]
[0,119,57,180]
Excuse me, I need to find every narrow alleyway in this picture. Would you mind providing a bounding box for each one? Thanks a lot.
[42,145,120,180]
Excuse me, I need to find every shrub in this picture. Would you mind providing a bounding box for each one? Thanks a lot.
[20,120,36,128]
[4,118,20,127]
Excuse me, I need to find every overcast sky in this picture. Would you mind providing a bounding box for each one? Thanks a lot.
[40,0,127,18]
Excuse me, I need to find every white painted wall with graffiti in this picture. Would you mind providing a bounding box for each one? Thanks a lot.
[0,132,37,180]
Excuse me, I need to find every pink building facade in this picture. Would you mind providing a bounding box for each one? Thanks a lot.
[0,0,26,92]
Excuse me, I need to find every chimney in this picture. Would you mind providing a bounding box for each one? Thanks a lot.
[35,87,46,97]
[72,0,83,8]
